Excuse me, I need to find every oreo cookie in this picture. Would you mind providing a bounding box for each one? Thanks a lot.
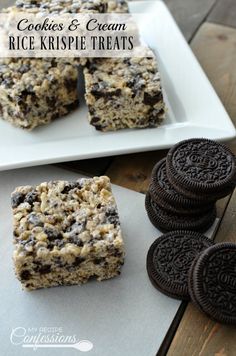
[166,138,236,201]
[145,192,216,233]
[150,158,214,215]
[188,243,236,325]
[146,231,214,300]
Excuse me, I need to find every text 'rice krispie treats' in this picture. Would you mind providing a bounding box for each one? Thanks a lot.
[11,176,125,291]
[2,0,111,66]
[0,0,128,130]
[84,57,166,131]
[0,58,79,130]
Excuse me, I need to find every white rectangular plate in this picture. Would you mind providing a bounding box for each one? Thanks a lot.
[0,0,235,171]
[0,166,219,356]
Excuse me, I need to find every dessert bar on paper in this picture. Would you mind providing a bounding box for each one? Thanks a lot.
[84,56,166,131]
[11,176,125,290]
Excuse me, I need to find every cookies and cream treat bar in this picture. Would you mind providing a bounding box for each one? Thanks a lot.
[8,0,108,14]
[108,0,129,13]
[8,0,127,14]
[84,57,166,131]
[12,176,125,290]
[0,58,79,130]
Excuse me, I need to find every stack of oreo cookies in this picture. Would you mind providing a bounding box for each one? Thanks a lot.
[146,231,236,325]
[146,138,236,233]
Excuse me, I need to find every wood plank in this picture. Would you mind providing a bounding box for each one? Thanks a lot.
[57,157,113,176]
[191,23,236,132]
[164,0,217,41]
[168,300,236,356]
[208,0,236,29]
[106,150,167,192]
[216,192,236,244]
[167,23,236,356]
[158,302,188,356]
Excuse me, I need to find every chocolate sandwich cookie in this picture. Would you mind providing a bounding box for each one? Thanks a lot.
[166,138,236,201]
[150,159,215,215]
[145,192,216,233]
[188,243,236,324]
[146,231,214,300]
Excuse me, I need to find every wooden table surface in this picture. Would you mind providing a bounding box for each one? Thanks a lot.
[2,0,236,355]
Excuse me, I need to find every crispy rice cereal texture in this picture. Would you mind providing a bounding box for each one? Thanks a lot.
[11,176,125,290]
[0,58,79,130]
[84,57,166,131]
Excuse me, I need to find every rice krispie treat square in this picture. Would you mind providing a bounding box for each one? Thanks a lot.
[0,58,79,130]
[84,57,166,131]
[11,176,125,290]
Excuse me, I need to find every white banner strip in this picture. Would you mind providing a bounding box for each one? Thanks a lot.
[0,13,152,57]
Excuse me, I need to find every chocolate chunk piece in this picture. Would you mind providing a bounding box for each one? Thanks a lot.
[20,270,31,281]
[25,191,38,205]
[11,192,25,208]
[62,182,81,194]
[91,82,121,99]
[143,91,162,106]
[44,228,62,241]
[37,265,51,274]
[105,208,120,227]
